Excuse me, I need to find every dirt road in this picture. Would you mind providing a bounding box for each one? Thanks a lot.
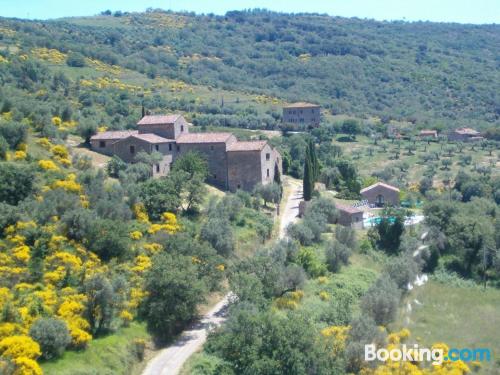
[141,178,302,375]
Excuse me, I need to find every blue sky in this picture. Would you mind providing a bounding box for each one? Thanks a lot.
[0,0,498,24]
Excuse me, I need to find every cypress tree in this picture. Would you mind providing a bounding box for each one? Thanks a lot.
[303,149,313,201]
[308,138,319,181]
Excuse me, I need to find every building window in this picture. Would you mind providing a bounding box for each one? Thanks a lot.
[130,145,135,154]
[181,125,184,132]
[99,141,106,148]
[213,174,217,179]
[237,184,241,189]
[169,144,172,151]
[266,168,270,178]
[266,153,270,161]
[210,145,214,151]
[176,145,180,152]
[155,164,160,173]
[155,144,159,151]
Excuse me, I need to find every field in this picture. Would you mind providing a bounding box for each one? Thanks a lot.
[41,322,149,375]
[393,281,500,374]
[334,135,498,186]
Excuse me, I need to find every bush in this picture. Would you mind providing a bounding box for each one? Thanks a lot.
[66,52,86,67]
[200,218,234,257]
[29,318,71,359]
[335,225,357,249]
[385,255,420,291]
[360,275,401,325]
[306,197,338,224]
[0,135,8,159]
[287,221,314,246]
[325,240,351,273]
[0,121,27,149]
[0,163,35,205]
[89,219,130,260]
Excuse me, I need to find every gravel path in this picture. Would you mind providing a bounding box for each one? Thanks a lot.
[142,179,303,375]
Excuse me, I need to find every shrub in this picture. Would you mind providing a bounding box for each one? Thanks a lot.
[325,240,351,273]
[287,221,314,246]
[0,121,27,149]
[306,197,338,224]
[29,318,71,359]
[200,218,234,257]
[360,275,401,325]
[385,255,420,291]
[66,52,86,67]
[0,163,35,205]
[335,225,357,249]
[0,135,8,159]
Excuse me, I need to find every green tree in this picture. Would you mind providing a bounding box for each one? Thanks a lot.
[142,253,206,342]
[0,163,35,205]
[303,153,314,201]
[84,274,116,335]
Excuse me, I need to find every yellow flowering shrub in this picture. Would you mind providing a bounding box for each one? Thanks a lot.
[12,356,43,375]
[36,138,52,150]
[50,174,82,193]
[119,310,133,326]
[131,255,152,274]
[319,291,330,301]
[143,243,162,254]
[17,143,27,152]
[14,151,27,160]
[38,160,59,171]
[129,231,143,240]
[133,203,150,224]
[12,245,30,263]
[50,145,69,159]
[0,335,41,359]
[321,325,350,354]
[51,116,62,127]
[275,290,304,310]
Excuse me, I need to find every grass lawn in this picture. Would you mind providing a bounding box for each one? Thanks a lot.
[393,281,500,374]
[41,322,150,375]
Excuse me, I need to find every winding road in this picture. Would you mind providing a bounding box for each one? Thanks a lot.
[141,178,302,375]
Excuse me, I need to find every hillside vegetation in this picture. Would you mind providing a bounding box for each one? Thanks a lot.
[1,9,499,130]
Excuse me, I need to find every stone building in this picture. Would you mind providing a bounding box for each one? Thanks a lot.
[90,114,281,191]
[360,182,400,207]
[447,128,484,142]
[335,204,364,228]
[418,130,438,139]
[282,102,321,128]
[89,130,138,156]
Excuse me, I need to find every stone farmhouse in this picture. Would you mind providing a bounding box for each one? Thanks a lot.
[90,114,282,192]
[447,127,484,142]
[282,102,321,128]
[418,130,438,139]
[360,182,400,207]
[335,203,364,229]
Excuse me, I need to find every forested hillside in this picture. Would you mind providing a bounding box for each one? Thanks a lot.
[1,9,499,129]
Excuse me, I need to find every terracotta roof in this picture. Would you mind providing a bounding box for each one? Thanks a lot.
[454,127,480,135]
[336,203,363,214]
[176,132,235,144]
[91,130,138,140]
[360,182,400,194]
[227,141,268,152]
[283,102,320,108]
[137,114,181,126]
[131,133,173,143]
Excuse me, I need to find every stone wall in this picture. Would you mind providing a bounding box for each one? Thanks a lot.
[177,142,230,190]
[138,116,189,140]
[90,139,117,156]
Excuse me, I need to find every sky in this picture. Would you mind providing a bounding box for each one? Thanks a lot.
[0,0,498,24]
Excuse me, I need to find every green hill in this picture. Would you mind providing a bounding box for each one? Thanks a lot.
[0,9,499,130]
